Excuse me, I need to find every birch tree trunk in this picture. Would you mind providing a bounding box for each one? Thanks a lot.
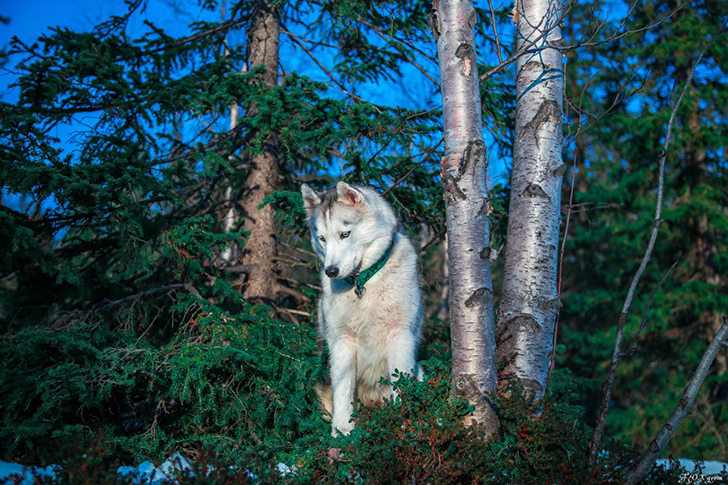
[220,13,243,264]
[431,0,499,434]
[238,0,280,303]
[496,0,564,398]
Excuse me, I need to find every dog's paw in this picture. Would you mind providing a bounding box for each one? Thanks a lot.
[331,420,354,436]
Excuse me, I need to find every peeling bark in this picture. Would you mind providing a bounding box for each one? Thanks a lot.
[238,0,280,304]
[432,0,499,435]
[497,0,564,399]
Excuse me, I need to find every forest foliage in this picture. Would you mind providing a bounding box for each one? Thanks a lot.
[0,0,726,482]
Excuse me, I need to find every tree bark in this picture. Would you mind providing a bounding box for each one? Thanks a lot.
[496,0,564,399]
[431,0,499,435]
[238,0,280,304]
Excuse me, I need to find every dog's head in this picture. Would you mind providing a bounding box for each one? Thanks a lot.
[300,181,397,280]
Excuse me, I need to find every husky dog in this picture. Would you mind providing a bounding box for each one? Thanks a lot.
[301,181,424,436]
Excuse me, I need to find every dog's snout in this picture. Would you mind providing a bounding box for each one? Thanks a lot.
[325,266,339,278]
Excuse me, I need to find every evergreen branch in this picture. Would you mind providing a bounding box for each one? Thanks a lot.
[137,16,250,57]
[98,284,201,310]
[354,16,440,86]
[281,27,381,112]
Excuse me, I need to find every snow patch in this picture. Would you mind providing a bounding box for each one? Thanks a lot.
[0,454,297,484]
[656,458,727,477]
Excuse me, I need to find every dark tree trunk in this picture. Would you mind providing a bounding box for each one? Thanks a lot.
[238,0,280,304]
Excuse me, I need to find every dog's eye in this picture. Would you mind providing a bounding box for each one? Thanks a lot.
[318,236,326,243]
[340,231,350,240]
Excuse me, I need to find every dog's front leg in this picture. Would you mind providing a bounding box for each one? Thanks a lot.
[387,328,418,400]
[329,337,356,436]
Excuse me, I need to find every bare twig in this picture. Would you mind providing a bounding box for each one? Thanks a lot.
[479,2,572,82]
[382,137,444,196]
[486,0,504,64]
[624,318,728,485]
[417,228,446,255]
[281,28,378,111]
[587,27,725,467]
[621,260,679,359]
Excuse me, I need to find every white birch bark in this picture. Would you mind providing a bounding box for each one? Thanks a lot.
[220,0,239,265]
[496,0,564,399]
[431,0,499,434]
[220,79,240,264]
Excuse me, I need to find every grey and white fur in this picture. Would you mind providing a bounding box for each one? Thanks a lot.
[301,181,424,436]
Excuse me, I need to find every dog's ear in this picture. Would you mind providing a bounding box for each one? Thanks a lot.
[336,181,366,208]
[301,184,321,215]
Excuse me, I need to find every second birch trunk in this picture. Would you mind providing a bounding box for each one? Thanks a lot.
[497,0,565,398]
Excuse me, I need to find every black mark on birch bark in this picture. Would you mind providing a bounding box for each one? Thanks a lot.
[442,174,467,202]
[465,287,491,308]
[522,99,560,149]
[523,183,550,200]
[461,140,485,177]
[468,9,477,28]
[479,247,490,260]
[544,297,562,313]
[427,8,440,41]
[503,314,541,333]
[649,440,660,453]
[455,43,473,59]
[455,43,474,76]
[552,163,567,177]
[476,198,490,218]
[520,378,544,395]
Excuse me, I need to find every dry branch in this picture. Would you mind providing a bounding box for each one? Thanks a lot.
[624,318,728,485]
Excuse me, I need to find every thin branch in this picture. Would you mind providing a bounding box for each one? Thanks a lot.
[624,318,728,485]
[486,0,504,64]
[588,27,725,468]
[621,260,679,359]
[353,16,440,87]
[417,228,446,255]
[382,137,444,196]
[545,144,579,389]
[281,28,378,111]
[479,1,572,82]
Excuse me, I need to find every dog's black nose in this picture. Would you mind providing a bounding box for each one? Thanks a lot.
[325,266,339,278]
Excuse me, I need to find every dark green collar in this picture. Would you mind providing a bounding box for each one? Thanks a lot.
[345,238,395,298]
